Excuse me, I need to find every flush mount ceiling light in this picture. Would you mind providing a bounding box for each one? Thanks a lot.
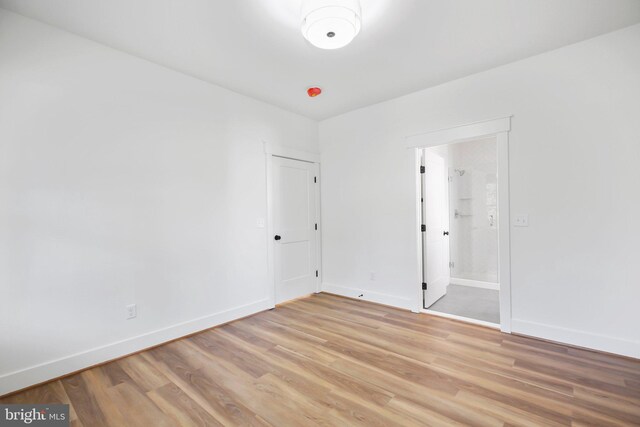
[301,0,362,49]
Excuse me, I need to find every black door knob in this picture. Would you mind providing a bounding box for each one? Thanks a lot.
[443,231,449,236]
[274,235,281,241]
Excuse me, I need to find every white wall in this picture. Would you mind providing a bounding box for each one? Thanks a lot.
[320,24,640,357]
[446,138,498,283]
[0,9,317,395]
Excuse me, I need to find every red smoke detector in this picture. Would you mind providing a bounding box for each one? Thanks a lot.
[307,87,322,97]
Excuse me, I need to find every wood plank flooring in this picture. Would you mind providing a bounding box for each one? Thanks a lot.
[2,293,639,426]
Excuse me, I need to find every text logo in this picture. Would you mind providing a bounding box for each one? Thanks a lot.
[1,405,69,427]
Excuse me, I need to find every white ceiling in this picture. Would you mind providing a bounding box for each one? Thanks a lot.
[2,0,640,120]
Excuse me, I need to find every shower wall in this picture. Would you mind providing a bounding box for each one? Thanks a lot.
[448,138,498,284]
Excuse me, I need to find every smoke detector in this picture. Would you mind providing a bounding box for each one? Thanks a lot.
[307,87,322,97]
[301,0,362,50]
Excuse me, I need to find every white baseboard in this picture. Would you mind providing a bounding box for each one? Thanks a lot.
[321,283,413,311]
[0,298,272,396]
[511,319,640,359]
[450,277,499,290]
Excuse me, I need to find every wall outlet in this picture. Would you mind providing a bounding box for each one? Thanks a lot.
[370,272,376,281]
[514,214,529,227]
[126,304,137,319]
[256,218,265,228]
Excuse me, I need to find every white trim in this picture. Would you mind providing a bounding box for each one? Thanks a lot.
[314,163,322,293]
[0,298,271,396]
[411,116,512,333]
[422,309,500,329]
[265,154,276,308]
[263,141,320,163]
[322,283,414,311]
[406,116,512,148]
[496,131,512,333]
[449,278,499,290]
[512,319,640,359]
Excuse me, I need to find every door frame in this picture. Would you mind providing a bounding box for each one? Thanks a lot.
[264,142,322,308]
[406,116,512,333]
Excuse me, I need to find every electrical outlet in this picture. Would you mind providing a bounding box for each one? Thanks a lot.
[126,304,137,319]
[256,218,265,228]
[514,214,529,227]
[370,272,376,281]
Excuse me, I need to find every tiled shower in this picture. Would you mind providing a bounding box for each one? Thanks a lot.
[447,138,499,285]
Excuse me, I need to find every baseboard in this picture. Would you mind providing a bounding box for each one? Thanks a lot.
[449,277,499,290]
[321,283,413,311]
[511,319,640,359]
[0,298,272,396]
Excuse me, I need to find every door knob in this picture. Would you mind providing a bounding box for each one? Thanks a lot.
[274,235,281,241]
[443,231,449,236]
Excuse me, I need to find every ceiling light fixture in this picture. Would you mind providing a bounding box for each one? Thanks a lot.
[301,0,361,50]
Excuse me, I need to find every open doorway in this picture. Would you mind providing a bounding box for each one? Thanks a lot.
[411,116,512,331]
[421,137,500,326]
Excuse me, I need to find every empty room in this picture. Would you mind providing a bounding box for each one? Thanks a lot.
[1,0,639,426]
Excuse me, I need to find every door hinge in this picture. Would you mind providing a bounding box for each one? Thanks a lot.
[422,282,427,290]
[315,223,318,230]
[420,166,425,174]
[315,270,319,277]
[314,176,317,183]
[421,224,426,232]
[449,261,455,269]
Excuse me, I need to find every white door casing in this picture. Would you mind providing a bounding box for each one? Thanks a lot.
[409,116,511,332]
[272,156,319,304]
[423,150,450,307]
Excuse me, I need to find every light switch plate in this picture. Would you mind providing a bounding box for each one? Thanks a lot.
[514,214,529,227]
[126,304,137,319]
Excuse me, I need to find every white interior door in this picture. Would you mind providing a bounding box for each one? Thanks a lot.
[423,150,450,308]
[273,156,319,304]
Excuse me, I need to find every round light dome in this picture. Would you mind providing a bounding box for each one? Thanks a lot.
[301,0,361,50]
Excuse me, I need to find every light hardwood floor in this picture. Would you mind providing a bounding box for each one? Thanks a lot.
[2,293,639,426]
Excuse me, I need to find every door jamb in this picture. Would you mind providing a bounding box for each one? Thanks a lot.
[264,142,322,308]
[406,117,512,332]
